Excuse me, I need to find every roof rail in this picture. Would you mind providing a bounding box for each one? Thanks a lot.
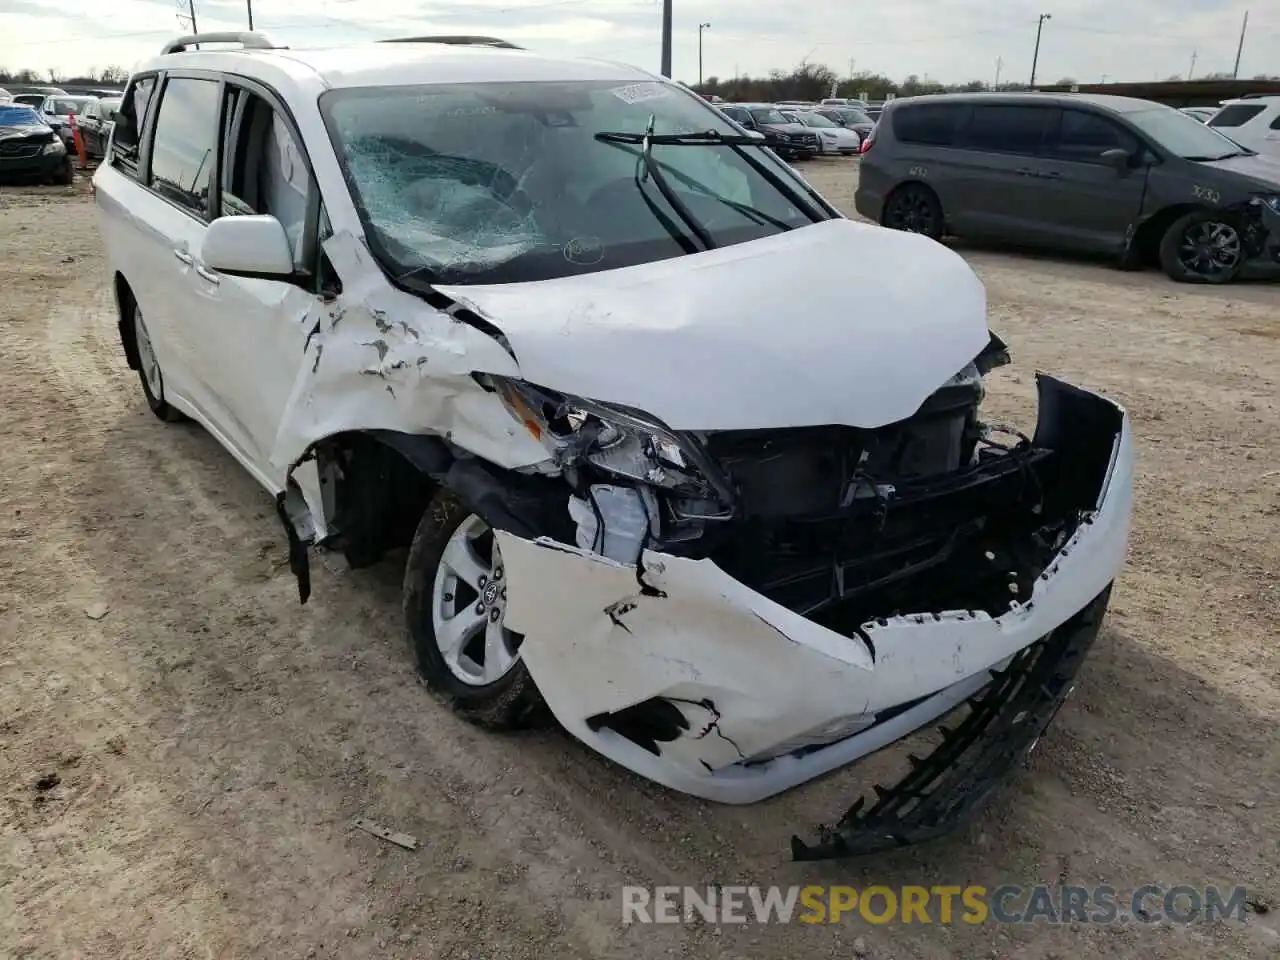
[379,35,524,49]
[160,31,282,55]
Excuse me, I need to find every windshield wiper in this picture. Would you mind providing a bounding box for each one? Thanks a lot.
[603,115,717,250]
[595,127,830,224]
[1185,151,1250,162]
[601,141,795,232]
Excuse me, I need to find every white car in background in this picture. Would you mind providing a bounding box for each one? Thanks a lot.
[1178,106,1216,124]
[93,31,1133,862]
[780,109,862,155]
[1206,96,1280,159]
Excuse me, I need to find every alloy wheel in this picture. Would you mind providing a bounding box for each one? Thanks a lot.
[1177,220,1242,280]
[430,513,523,687]
[886,188,936,235]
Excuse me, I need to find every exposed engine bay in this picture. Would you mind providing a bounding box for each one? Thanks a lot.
[482,333,1120,635]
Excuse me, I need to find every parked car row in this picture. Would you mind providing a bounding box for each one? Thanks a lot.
[76,95,122,156]
[0,87,121,177]
[0,102,74,184]
[857,91,1280,284]
[716,101,876,160]
[717,103,823,160]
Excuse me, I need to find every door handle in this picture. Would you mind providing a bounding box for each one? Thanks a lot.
[1041,170,1062,180]
[1016,167,1036,176]
[172,248,193,265]
[194,264,220,286]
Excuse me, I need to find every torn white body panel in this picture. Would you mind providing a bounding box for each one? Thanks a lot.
[495,409,1133,804]
[267,230,549,492]
[437,218,989,431]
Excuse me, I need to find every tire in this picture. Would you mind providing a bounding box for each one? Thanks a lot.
[882,183,944,240]
[55,159,73,186]
[403,488,547,730]
[130,302,185,422]
[1158,210,1244,284]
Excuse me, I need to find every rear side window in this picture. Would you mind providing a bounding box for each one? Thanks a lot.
[148,77,221,218]
[961,105,1056,155]
[1209,104,1265,127]
[892,103,969,145]
[112,75,156,162]
[1048,110,1140,162]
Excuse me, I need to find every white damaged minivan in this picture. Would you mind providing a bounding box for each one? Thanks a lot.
[94,33,1134,860]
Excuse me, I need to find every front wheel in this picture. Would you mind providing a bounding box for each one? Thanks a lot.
[403,488,547,730]
[1158,210,1244,284]
[882,183,944,240]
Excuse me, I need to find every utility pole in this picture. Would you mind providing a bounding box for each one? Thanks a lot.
[848,57,856,78]
[1188,48,1197,80]
[660,0,672,78]
[188,0,198,33]
[698,22,710,86]
[994,56,1003,88]
[1233,10,1248,79]
[1029,12,1051,87]
[246,0,253,29]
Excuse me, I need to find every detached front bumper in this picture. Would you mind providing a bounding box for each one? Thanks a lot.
[495,376,1133,851]
[1255,199,1280,263]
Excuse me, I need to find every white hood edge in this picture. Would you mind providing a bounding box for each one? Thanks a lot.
[437,218,990,432]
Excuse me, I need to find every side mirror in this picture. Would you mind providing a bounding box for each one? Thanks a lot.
[1100,148,1130,171]
[201,215,294,279]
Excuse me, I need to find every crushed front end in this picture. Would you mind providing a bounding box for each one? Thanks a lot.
[486,337,1133,859]
[1245,194,1280,266]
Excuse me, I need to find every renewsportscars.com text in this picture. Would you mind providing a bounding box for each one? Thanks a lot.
[621,884,1251,926]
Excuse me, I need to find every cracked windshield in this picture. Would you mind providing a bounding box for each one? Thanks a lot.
[321,79,818,284]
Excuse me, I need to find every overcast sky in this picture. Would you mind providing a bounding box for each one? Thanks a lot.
[0,0,1273,85]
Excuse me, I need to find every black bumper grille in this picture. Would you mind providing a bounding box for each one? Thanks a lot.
[790,583,1112,860]
[0,140,42,159]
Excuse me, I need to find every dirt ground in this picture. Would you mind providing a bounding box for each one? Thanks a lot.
[1,161,1277,960]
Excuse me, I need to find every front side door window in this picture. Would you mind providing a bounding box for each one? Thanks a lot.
[1048,110,1141,163]
[220,87,314,272]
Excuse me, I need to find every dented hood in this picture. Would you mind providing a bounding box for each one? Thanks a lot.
[436,218,989,431]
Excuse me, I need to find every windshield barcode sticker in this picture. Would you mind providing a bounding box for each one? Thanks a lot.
[609,82,670,105]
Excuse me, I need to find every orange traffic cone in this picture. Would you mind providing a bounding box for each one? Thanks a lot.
[67,112,88,170]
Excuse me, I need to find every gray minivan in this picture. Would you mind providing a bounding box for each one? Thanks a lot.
[855,92,1280,283]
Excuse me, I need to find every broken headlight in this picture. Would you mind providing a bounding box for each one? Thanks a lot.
[491,377,728,501]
